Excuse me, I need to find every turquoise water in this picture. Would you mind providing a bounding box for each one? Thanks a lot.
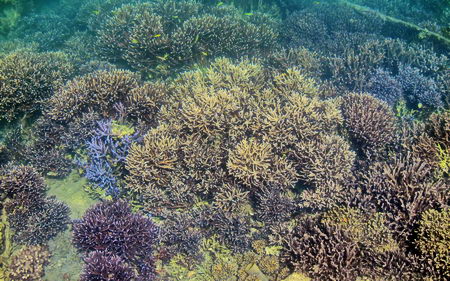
[0,1,449,280]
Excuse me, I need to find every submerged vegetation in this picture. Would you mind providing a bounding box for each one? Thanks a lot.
[0,0,449,280]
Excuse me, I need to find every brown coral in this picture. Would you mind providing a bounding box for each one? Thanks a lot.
[0,49,74,121]
[291,134,355,188]
[341,93,397,157]
[47,69,140,123]
[227,138,297,188]
[8,245,51,281]
[283,215,365,281]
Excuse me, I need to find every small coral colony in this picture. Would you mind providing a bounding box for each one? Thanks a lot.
[0,0,449,280]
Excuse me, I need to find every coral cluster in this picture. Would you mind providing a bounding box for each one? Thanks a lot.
[94,0,279,74]
[0,49,74,121]
[0,166,70,245]
[8,245,51,280]
[73,200,157,280]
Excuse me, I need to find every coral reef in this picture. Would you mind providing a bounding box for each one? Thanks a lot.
[341,93,397,158]
[73,200,157,280]
[94,0,279,74]
[0,166,70,245]
[0,49,74,121]
[8,245,51,281]
[80,251,135,281]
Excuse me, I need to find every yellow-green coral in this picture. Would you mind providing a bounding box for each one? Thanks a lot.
[111,121,135,138]
[0,0,34,35]
[416,208,450,278]
[162,236,287,281]
[322,207,398,253]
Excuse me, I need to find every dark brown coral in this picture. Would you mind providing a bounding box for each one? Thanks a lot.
[283,215,364,281]
[341,93,397,158]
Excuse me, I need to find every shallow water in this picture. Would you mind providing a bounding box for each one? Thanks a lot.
[0,0,449,280]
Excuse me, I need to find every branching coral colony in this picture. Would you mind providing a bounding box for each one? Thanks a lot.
[0,0,449,280]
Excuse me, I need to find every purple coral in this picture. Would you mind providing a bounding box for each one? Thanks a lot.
[73,200,157,279]
[80,119,138,197]
[396,64,443,108]
[80,251,135,281]
[367,68,403,106]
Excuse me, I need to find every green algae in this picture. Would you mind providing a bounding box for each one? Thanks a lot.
[44,170,97,281]
[46,170,97,219]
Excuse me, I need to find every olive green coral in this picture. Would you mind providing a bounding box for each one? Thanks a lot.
[8,245,51,280]
[416,208,450,279]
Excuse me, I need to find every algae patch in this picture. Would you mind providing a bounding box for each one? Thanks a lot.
[46,170,97,219]
[44,170,97,280]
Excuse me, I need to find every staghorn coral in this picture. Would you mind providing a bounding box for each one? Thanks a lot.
[158,209,205,258]
[227,138,297,188]
[355,153,448,245]
[321,207,397,253]
[341,93,397,158]
[0,165,46,203]
[263,47,323,80]
[291,134,355,188]
[95,0,278,74]
[397,64,444,108]
[80,251,135,281]
[213,182,250,214]
[8,196,70,245]
[0,49,74,121]
[366,68,403,106]
[415,208,450,279]
[282,215,365,281]
[8,245,50,281]
[79,119,139,197]
[73,200,157,265]
[282,2,383,55]
[47,69,140,123]
[411,111,450,177]
[208,210,253,253]
[0,165,69,246]
[254,185,297,226]
[125,81,168,125]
